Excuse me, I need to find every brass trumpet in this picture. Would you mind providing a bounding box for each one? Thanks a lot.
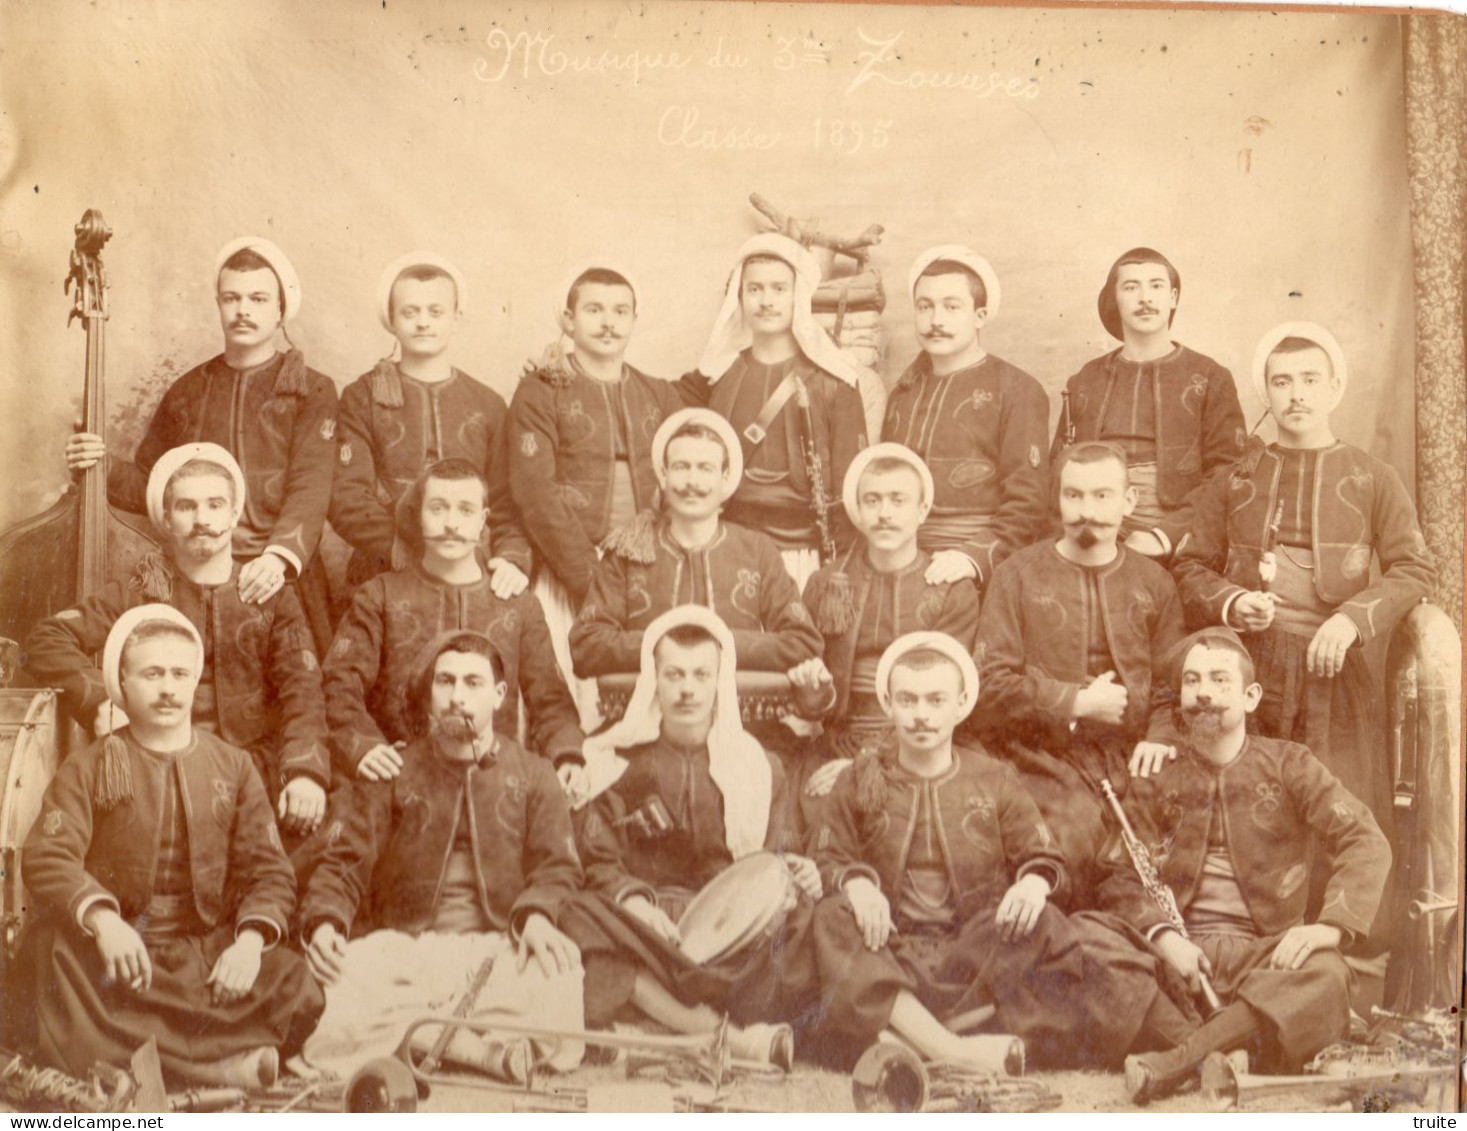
[1200,1050,1455,1112]
[850,1040,1056,1113]
[1407,897,1456,920]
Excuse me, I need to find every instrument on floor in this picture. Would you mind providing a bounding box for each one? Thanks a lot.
[0,689,59,956]
[849,1041,1052,1113]
[1201,1048,1455,1113]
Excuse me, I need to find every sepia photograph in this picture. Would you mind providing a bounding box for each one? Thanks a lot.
[0,0,1461,1114]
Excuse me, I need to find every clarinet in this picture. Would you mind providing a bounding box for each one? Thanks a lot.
[1100,779,1223,1015]
[794,375,838,564]
[1060,390,1076,447]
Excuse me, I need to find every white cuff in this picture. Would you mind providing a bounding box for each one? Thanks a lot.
[76,894,121,936]
[1150,527,1173,556]
[264,545,302,577]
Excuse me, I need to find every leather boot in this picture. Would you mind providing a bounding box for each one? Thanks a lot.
[1124,1002,1261,1105]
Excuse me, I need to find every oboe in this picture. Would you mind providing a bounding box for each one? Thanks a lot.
[794,375,838,564]
[1100,779,1222,1015]
[1060,390,1076,447]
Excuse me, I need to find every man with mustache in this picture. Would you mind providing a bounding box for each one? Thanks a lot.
[329,252,531,602]
[297,630,585,1081]
[11,606,323,1088]
[1052,248,1245,561]
[568,408,821,681]
[793,444,981,811]
[64,237,339,650]
[1170,324,1433,894]
[1098,628,1389,1103]
[26,443,331,839]
[974,442,1187,897]
[684,233,873,590]
[509,263,688,729]
[809,633,1194,1073]
[881,247,1051,591]
[324,458,585,785]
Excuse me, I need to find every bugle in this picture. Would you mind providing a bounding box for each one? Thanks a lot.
[1200,1050,1454,1112]
[850,1039,1052,1113]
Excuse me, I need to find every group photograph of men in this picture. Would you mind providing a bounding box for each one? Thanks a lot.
[0,0,1462,1117]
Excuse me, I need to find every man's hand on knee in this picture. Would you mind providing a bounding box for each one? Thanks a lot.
[844,877,894,952]
[1153,928,1213,995]
[1269,923,1342,971]
[307,922,348,986]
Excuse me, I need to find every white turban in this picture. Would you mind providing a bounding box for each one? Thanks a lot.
[145,442,246,535]
[651,408,744,503]
[580,605,771,860]
[377,251,469,332]
[908,244,1002,322]
[876,631,980,723]
[102,603,203,712]
[1251,321,1349,411]
[841,442,934,526]
[214,237,302,322]
[696,233,863,389]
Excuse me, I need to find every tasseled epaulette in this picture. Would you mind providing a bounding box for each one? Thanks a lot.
[272,347,311,396]
[1231,435,1270,482]
[370,358,405,407]
[853,746,893,814]
[528,363,575,389]
[94,729,133,812]
[811,548,857,635]
[600,508,658,564]
[128,551,174,602]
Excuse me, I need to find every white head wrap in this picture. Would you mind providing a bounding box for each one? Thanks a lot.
[580,605,771,859]
[214,237,302,322]
[876,631,981,723]
[145,442,246,535]
[841,442,935,526]
[651,408,744,503]
[1251,321,1349,411]
[377,251,469,332]
[696,233,863,388]
[102,603,203,712]
[907,245,1002,322]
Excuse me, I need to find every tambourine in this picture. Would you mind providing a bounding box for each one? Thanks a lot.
[677,852,796,966]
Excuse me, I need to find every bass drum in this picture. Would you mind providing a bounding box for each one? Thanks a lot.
[0,689,59,956]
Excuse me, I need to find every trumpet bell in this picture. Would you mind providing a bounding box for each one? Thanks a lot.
[851,1042,929,1113]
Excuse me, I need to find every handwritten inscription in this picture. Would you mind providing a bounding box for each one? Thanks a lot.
[474,29,694,85]
[657,107,893,153]
[658,106,781,150]
[847,29,1039,99]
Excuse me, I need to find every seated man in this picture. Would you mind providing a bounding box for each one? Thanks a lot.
[298,630,584,1078]
[1171,322,1434,842]
[558,606,824,1063]
[1101,628,1390,1102]
[794,443,980,803]
[975,441,1186,894]
[569,408,822,678]
[324,458,584,784]
[25,443,330,839]
[810,632,1193,1072]
[10,605,322,1087]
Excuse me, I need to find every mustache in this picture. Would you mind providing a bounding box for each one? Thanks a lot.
[922,329,954,340]
[228,319,258,330]
[189,526,226,538]
[427,533,472,544]
[1184,703,1225,716]
[151,696,182,709]
[673,485,713,499]
[434,713,478,741]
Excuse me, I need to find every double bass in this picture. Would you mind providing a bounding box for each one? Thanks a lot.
[0,210,159,647]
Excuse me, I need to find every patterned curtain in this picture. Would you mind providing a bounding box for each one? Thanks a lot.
[1404,15,1466,635]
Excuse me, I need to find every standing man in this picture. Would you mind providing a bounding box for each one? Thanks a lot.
[1100,628,1390,1103]
[329,252,530,598]
[509,263,686,726]
[975,442,1187,894]
[299,630,584,1080]
[64,237,340,650]
[882,246,1051,591]
[794,443,981,803]
[1053,248,1245,559]
[26,443,330,838]
[12,605,323,1088]
[324,459,585,785]
[688,233,870,589]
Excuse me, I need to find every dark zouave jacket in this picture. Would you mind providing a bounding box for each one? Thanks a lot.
[24,728,296,945]
[1172,441,1435,642]
[575,737,793,906]
[324,562,584,772]
[975,541,1187,749]
[330,364,530,588]
[108,352,338,573]
[1052,345,1245,549]
[508,361,685,605]
[299,733,582,939]
[883,352,1051,583]
[800,546,981,725]
[568,517,823,677]
[1096,735,1390,942]
[24,556,330,795]
[813,740,1069,921]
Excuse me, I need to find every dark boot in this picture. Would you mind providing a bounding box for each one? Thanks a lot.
[1124,1001,1262,1105]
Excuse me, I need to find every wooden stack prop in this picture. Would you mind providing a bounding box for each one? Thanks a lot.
[749,193,886,369]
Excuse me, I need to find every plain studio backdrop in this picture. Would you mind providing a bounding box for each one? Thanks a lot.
[0,0,1414,533]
